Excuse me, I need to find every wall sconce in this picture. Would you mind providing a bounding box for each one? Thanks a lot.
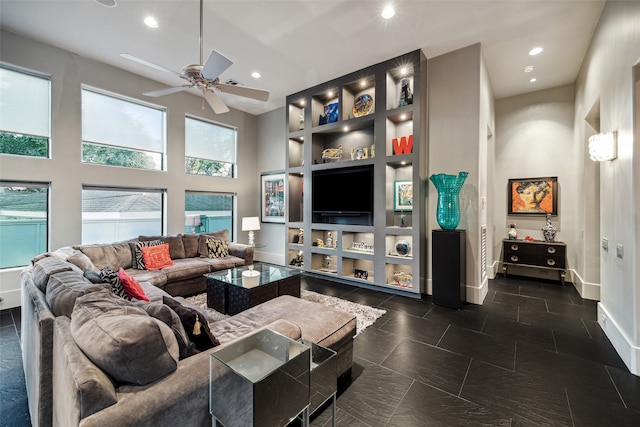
[185,214,202,233]
[241,216,260,246]
[588,131,617,161]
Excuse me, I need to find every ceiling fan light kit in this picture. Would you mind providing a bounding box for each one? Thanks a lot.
[121,0,268,114]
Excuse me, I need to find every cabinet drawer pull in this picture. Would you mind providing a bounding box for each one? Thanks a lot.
[547,247,556,254]
[547,259,556,266]
[510,255,519,262]
[511,244,519,251]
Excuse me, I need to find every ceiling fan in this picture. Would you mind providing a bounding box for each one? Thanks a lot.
[120,0,269,114]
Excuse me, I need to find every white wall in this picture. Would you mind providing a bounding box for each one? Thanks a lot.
[0,30,259,309]
[574,0,640,375]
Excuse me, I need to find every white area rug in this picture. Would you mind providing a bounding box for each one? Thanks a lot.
[185,290,386,336]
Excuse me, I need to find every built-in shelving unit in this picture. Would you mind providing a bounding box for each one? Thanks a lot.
[285,50,427,297]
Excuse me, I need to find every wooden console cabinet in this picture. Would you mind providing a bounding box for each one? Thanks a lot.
[502,239,567,284]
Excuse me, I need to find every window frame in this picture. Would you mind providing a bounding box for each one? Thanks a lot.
[184,114,238,178]
[184,190,236,240]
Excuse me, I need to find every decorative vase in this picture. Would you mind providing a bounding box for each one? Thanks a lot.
[508,224,518,240]
[542,214,556,242]
[395,240,410,256]
[429,172,468,230]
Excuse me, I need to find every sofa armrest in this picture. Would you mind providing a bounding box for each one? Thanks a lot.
[228,242,253,265]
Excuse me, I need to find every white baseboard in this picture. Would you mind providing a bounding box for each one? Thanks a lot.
[570,269,600,301]
[466,276,489,304]
[598,303,639,376]
[0,288,21,310]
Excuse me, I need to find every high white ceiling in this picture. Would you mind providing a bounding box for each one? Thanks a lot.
[0,0,605,116]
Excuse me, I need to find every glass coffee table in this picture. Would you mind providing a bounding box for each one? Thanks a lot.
[205,263,302,315]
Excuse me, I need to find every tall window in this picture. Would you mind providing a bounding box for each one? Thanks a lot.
[185,191,234,240]
[0,66,51,158]
[185,116,237,178]
[81,87,166,170]
[82,187,164,244]
[0,182,48,268]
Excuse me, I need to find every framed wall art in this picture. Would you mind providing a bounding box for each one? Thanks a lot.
[261,172,285,223]
[508,176,558,215]
[394,180,413,211]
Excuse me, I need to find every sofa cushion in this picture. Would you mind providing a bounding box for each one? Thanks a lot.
[32,257,73,292]
[199,256,241,271]
[129,240,163,270]
[139,234,186,260]
[141,244,174,270]
[197,230,229,257]
[77,241,134,270]
[118,268,150,302]
[182,233,200,258]
[70,290,179,385]
[83,270,103,284]
[46,271,108,317]
[122,268,167,288]
[161,258,211,282]
[67,250,99,273]
[206,237,229,258]
[163,296,220,351]
[134,301,195,359]
[100,267,129,300]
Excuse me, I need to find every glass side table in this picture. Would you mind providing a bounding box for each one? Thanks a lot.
[301,340,337,427]
[209,329,310,427]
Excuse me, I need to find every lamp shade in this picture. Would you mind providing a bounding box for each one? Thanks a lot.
[242,216,260,231]
[588,131,617,161]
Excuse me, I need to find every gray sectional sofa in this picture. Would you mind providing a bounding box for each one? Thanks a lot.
[21,231,357,427]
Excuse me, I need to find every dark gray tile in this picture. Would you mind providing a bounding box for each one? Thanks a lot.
[381,339,471,396]
[379,312,449,345]
[554,329,628,370]
[492,292,548,312]
[465,299,519,323]
[482,315,556,351]
[378,295,431,317]
[518,307,592,338]
[461,359,573,426]
[437,325,516,370]
[607,365,640,412]
[387,380,511,427]
[425,305,487,332]
[340,287,393,308]
[545,299,598,321]
[353,326,403,365]
[566,385,640,427]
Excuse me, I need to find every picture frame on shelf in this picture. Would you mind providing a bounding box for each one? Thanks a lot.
[261,172,285,223]
[394,180,413,211]
[507,176,558,216]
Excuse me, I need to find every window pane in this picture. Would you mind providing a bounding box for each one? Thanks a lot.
[82,188,163,244]
[0,182,48,269]
[0,67,50,138]
[185,116,237,164]
[0,132,48,158]
[184,158,233,178]
[185,192,234,240]
[82,88,166,171]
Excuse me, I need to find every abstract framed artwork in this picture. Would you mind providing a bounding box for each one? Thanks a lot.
[394,180,413,211]
[261,172,285,223]
[508,176,558,215]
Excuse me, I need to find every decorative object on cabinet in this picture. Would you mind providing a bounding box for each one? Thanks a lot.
[370,144,375,158]
[508,223,518,240]
[392,135,413,155]
[325,102,339,123]
[399,77,413,106]
[395,240,410,256]
[353,94,374,117]
[354,269,368,279]
[502,239,566,284]
[430,172,468,230]
[261,172,285,223]
[298,228,304,244]
[507,176,557,215]
[394,180,413,211]
[325,232,334,248]
[541,213,557,242]
[290,250,303,267]
[392,271,412,288]
[322,144,343,161]
[400,212,406,228]
[355,147,368,159]
[299,113,304,130]
[241,216,260,246]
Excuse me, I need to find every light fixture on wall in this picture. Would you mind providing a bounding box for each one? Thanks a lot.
[242,217,260,246]
[588,131,617,161]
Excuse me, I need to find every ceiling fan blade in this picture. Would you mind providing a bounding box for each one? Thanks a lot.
[120,53,184,80]
[144,86,191,97]
[215,83,270,102]
[204,90,230,114]
[201,50,233,81]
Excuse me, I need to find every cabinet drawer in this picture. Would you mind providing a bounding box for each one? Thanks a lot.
[502,240,566,269]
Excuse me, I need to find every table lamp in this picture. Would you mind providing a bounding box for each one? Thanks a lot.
[242,217,260,246]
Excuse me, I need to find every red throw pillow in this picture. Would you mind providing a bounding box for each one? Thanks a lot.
[117,268,150,302]
[141,243,173,270]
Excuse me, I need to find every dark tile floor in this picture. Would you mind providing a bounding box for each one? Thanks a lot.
[1,275,639,427]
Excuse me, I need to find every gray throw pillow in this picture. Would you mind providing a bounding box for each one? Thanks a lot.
[70,289,179,385]
[32,257,73,292]
[45,271,108,317]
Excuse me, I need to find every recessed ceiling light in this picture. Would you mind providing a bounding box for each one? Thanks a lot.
[382,5,395,19]
[523,65,534,73]
[400,114,407,120]
[144,16,159,28]
[299,100,305,106]
[360,80,367,87]
[529,77,537,83]
[343,126,349,132]
[251,71,261,79]
[529,47,543,56]
[400,67,408,76]
[327,90,334,98]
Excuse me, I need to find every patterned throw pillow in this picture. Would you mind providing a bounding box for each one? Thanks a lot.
[141,244,173,270]
[100,267,129,300]
[129,240,163,270]
[206,237,229,258]
[117,268,150,302]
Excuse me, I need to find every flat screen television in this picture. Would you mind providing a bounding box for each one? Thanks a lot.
[312,165,374,224]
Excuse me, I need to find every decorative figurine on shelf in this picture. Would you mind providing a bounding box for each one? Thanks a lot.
[429,171,468,230]
[399,77,413,107]
[542,214,557,242]
[400,211,406,228]
[395,240,411,256]
[299,113,304,130]
[325,232,333,248]
[290,250,303,267]
[508,224,518,240]
[316,238,324,247]
[325,255,332,270]
[322,144,343,162]
[298,228,304,245]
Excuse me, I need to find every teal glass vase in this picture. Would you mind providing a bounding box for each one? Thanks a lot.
[429,172,468,230]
